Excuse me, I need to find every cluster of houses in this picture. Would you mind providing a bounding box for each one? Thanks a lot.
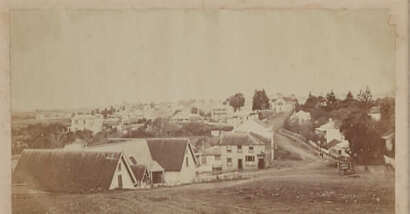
[13,114,278,193]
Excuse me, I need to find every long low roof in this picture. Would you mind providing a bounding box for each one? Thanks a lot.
[13,149,126,193]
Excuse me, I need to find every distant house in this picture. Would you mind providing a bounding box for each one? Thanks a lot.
[13,150,138,192]
[325,139,350,158]
[368,106,381,121]
[214,132,268,171]
[381,129,395,168]
[69,114,104,134]
[315,118,345,144]
[211,106,233,122]
[172,111,203,123]
[271,97,297,113]
[146,138,198,185]
[290,110,311,123]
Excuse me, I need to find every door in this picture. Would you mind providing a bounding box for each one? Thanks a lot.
[118,175,123,188]
[258,159,265,169]
[238,159,243,170]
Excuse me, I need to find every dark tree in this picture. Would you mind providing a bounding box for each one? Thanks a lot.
[228,93,245,112]
[252,89,270,111]
[340,111,384,165]
[325,90,338,111]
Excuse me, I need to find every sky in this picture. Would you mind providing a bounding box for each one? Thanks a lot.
[10,9,395,111]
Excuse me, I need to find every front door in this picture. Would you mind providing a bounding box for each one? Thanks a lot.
[238,159,243,170]
[258,159,265,169]
[118,175,123,188]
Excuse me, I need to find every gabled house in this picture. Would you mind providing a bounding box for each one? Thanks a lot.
[86,139,165,186]
[13,150,137,192]
[146,138,198,185]
[197,146,223,174]
[381,129,395,168]
[315,118,345,144]
[215,132,268,171]
[271,97,297,113]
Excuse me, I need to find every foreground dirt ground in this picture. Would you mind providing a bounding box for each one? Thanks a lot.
[12,160,394,214]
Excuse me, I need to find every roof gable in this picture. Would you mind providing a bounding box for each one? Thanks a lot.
[146,138,189,172]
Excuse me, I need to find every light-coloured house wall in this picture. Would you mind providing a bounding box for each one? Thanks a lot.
[164,145,197,185]
[219,145,265,171]
[109,158,136,190]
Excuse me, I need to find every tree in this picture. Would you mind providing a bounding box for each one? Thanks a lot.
[252,89,270,111]
[325,90,337,111]
[357,86,373,110]
[228,93,245,112]
[345,91,354,102]
[340,111,384,165]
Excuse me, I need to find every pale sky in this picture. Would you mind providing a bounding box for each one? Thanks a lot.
[11,9,395,111]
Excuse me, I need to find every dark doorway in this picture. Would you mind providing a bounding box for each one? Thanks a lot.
[258,159,265,169]
[118,175,123,188]
[152,171,163,184]
[238,159,243,170]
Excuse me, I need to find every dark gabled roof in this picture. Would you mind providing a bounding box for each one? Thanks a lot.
[218,132,265,146]
[13,149,124,193]
[145,138,191,172]
[130,165,147,181]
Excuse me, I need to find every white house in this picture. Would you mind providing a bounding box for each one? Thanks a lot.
[197,146,223,174]
[214,132,268,171]
[146,138,198,185]
[271,97,297,113]
[315,118,345,144]
[368,106,381,121]
[290,110,311,123]
[69,114,104,134]
[326,139,350,158]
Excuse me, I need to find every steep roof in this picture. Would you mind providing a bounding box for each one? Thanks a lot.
[146,138,194,172]
[130,165,147,181]
[13,149,128,193]
[218,132,265,146]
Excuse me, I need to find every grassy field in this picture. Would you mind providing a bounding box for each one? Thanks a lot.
[12,161,394,214]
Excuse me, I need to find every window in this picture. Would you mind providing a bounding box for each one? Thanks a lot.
[245,156,255,162]
[129,156,138,165]
[215,155,221,161]
[226,146,232,153]
[249,146,254,153]
[227,158,232,166]
[186,157,189,167]
[237,145,242,153]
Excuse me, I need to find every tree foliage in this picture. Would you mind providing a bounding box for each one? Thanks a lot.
[228,93,245,112]
[252,89,270,111]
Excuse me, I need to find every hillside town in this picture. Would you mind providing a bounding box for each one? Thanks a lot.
[11,87,396,213]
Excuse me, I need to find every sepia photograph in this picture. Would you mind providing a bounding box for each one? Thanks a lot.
[6,3,407,214]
